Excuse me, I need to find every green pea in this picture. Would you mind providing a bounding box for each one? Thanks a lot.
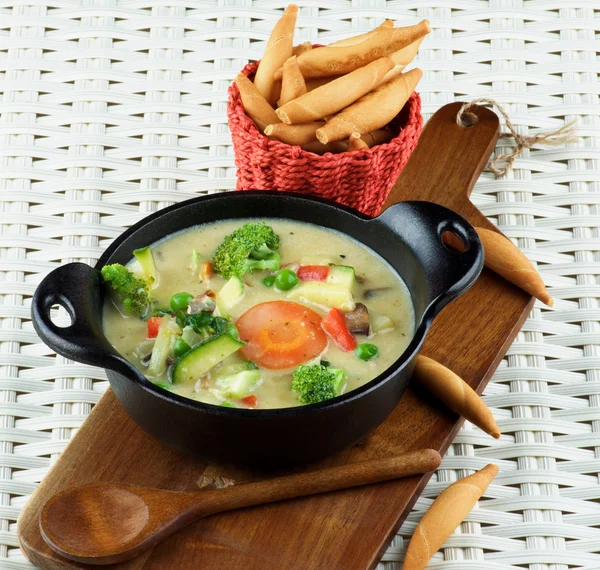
[170,292,194,312]
[355,343,379,361]
[263,275,276,287]
[275,269,299,291]
[173,337,191,359]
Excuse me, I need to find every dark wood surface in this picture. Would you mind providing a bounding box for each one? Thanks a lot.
[18,102,534,570]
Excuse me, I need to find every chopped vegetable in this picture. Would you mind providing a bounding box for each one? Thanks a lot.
[215,370,262,399]
[322,307,357,352]
[213,222,281,279]
[263,275,276,287]
[242,395,258,407]
[355,343,379,361]
[181,325,203,347]
[188,294,216,314]
[327,264,356,290]
[172,333,245,385]
[216,360,258,378]
[344,303,370,334]
[170,292,194,312]
[370,312,395,334]
[147,316,161,339]
[274,269,299,291]
[297,265,330,281]
[175,311,229,341]
[291,364,346,404]
[217,275,244,313]
[236,301,327,369]
[226,323,240,340]
[101,264,151,318]
[147,316,180,377]
[153,381,171,391]
[220,401,236,408]
[189,249,202,275]
[288,281,355,311]
[133,246,158,287]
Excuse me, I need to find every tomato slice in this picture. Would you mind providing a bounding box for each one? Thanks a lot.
[147,316,161,339]
[322,308,357,352]
[236,301,327,369]
[297,265,330,281]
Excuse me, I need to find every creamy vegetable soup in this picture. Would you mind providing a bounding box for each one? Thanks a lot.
[102,219,415,409]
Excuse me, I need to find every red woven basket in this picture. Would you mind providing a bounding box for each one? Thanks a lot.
[227,59,423,217]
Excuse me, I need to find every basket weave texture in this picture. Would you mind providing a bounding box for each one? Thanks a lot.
[228,60,423,217]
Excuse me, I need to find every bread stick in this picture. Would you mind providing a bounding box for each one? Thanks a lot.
[348,132,369,150]
[264,122,324,146]
[476,227,553,306]
[316,68,422,143]
[414,355,500,438]
[328,19,394,47]
[403,464,499,570]
[234,73,280,132]
[292,41,312,56]
[389,36,424,66]
[254,4,298,105]
[276,57,394,124]
[274,20,430,79]
[277,56,307,107]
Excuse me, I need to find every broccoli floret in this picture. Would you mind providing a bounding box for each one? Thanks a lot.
[101,264,150,318]
[213,222,280,279]
[291,365,347,405]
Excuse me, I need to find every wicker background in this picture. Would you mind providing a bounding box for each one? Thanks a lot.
[1,2,599,569]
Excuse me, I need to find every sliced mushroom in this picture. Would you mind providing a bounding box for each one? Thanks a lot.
[363,287,392,300]
[344,303,370,335]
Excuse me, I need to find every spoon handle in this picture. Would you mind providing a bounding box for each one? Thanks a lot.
[196,449,441,517]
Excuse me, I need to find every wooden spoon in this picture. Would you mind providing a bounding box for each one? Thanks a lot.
[40,449,440,565]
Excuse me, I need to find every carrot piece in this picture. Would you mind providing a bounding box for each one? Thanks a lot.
[297,265,330,281]
[242,395,258,407]
[322,308,357,352]
[147,317,161,339]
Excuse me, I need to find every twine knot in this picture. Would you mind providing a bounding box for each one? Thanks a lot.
[456,98,578,177]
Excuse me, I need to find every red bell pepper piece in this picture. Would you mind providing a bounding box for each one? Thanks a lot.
[242,395,258,408]
[297,265,330,281]
[322,308,357,352]
[147,316,161,339]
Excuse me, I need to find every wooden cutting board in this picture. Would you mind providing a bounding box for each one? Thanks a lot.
[18,103,534,570]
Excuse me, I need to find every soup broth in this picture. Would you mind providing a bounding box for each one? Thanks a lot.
[103,219,415,409]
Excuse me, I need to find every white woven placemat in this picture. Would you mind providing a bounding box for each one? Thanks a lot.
[1,2,599,569]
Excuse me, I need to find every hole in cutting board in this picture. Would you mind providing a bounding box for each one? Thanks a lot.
[458,111,478,128]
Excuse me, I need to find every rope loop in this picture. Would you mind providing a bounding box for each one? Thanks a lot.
[457,98,578,177]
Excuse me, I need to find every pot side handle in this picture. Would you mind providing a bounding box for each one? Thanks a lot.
[378,201,484,316]
[31,262,139,377]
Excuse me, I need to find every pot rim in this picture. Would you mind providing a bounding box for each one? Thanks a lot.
[97,191,434,418]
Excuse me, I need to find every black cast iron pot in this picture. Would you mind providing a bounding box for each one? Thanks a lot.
[32,192,483,468]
